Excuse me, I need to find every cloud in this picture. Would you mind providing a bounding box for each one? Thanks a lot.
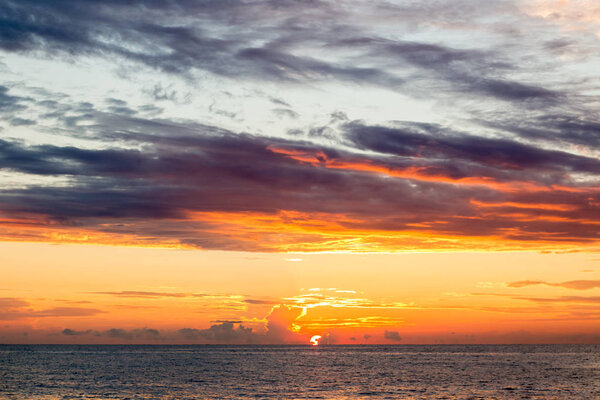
[211,320,243,324]
[67,302,302,344]
[265,305,305,343]
[10,324,600,344]
[61,328,163,341]
[0,298,104,320]
[0,114,597,251]
[0,0,396,88]
[384,330,402,342]
[9,117,35,126]
[0,0,573,107]
[343,121,600,181]
[27,307,103,318]
[272,108,299,119]
[62,328,92,336]
[173,304,305,344]
[104,328,132,340]
[0,92,597,253]
[283,291,409,310]
[472,291,600,308]
[482,112,600,149]
[507,280,600,290]
[88,291,246,314]
[0,85,27,113]
[0,2,599,253]
[523,0,600,35]
[50,300,307,344]
[92,291,209,298]
[0,297,29,309]
[514,296,600,304]
[298,316,405,330]
[104,328,161,340]
[244,299,280,305]
[178,323,255,343]
[337,37,561,104]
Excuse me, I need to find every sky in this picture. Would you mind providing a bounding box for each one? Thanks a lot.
[0,0,599,344]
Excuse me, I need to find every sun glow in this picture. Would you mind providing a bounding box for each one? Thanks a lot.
[310,335,322,346]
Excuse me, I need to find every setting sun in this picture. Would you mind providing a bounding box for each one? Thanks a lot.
[310,335,322,346]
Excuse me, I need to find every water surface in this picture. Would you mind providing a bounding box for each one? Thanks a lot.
[1,344,599,399]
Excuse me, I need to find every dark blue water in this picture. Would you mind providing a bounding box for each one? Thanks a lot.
[1,345,599,399]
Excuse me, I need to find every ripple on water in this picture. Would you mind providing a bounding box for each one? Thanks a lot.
[0,344,599,399]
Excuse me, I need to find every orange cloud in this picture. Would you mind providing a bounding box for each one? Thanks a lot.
[268,145,590,194]
[507,279,600,290]
[523,0,600,36]
[0,298,104,321]
[2,205,598,253]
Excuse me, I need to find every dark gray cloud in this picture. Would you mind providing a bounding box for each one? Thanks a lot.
[79,306,302,344]
[178,323,256,343]
[337,37,560,104]
[482,113,600,149]
[61,327,162,340]
[0,101,598,250]
[0,0,392,85]
[384,330,402,342]
[62,328,92,336]
[58,312,304,343]
[344,121,600,182]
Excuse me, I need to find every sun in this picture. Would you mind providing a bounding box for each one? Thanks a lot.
[310,335,322,346]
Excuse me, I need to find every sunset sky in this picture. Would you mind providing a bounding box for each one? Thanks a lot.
[1,0,600,344]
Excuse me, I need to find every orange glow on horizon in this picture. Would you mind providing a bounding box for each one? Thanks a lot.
[0,206,598,253]
[2,242,600,344]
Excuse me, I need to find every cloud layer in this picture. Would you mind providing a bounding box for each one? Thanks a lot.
[0,0,598,252]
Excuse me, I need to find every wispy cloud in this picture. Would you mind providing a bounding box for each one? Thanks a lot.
[507,280,600,290]
[514,296,600,304]
[91,291,210,298]
[0,297,104,320]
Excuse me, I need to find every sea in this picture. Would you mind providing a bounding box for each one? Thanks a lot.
[1,344,599,399]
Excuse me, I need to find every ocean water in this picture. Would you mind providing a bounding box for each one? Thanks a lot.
[1,345,599,399]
